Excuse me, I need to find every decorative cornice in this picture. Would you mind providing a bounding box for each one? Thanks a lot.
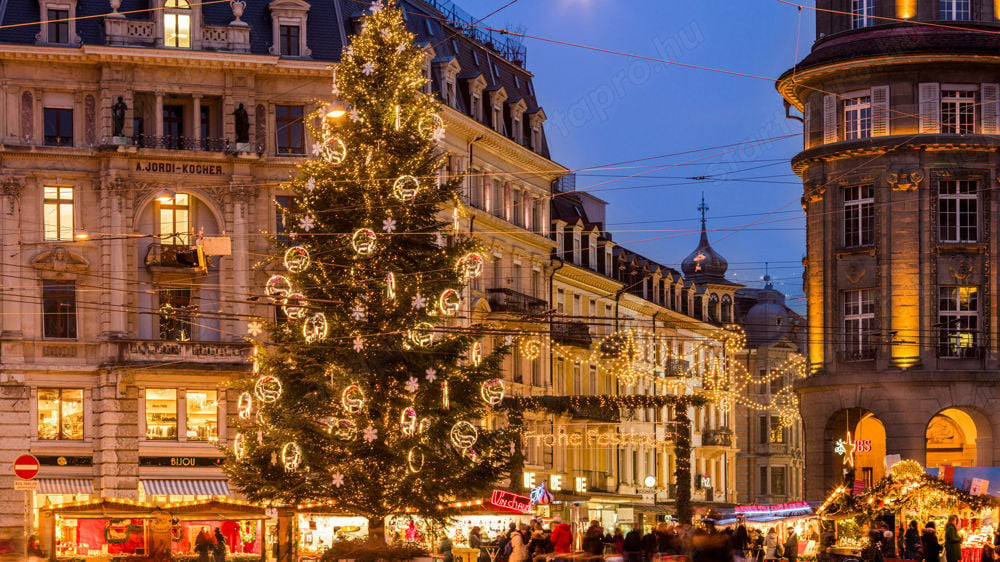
[441,105,565,178]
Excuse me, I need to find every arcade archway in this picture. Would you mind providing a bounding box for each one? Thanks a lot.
[925,408,980,469]
[825,409,887,491]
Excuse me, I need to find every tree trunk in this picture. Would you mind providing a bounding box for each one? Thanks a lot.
[508,412,526,493]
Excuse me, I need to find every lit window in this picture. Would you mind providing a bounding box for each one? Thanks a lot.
[38,388,83,440]
[43,281,76,339]
[157,192,190,245]
[941,90,975,134]
[769,416,786,443]
[939,286,978,358]
[843,96,871,140]
[275,105,304,155]
[185,390,218,442]
[159,289,193,342]
[163,0,191,48]
[145,389,178,440]
[843,289,875,360]
[43,186,74,241]
[44,108,73,146]
[843,184,874,248]
[851,0,874,28]
[938,180,978,243]
[940,0,970,20]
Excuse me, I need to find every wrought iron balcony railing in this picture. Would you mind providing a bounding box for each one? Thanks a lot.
[486,288,547,315]
[551,320,592,347]
[702,428,733,447]
[133,134,232,153]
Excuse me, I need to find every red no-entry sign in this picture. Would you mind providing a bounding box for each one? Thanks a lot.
[13,454,39,480]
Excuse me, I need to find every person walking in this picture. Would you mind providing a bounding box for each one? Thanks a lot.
[194,527,216,562]
[923,522,943,562]
[732,522,750,562]
[509,524,530,562]
[583,521,605,558]
[764,528,779,562]
[752,529,765,562]
[439,535,455,562]
[550,516,572,557]
[784,527,799,562]
[945,516,962,562]
[213,528,227,562]
[904,521,921,560]
[623,528,642,562]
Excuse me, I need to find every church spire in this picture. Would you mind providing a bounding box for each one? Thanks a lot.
[681,193,731,283]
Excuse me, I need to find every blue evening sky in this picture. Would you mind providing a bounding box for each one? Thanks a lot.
[457,0,815,312]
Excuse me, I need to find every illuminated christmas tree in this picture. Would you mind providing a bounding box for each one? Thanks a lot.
[223,0,510,540]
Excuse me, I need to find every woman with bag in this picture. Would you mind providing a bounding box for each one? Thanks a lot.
[764,528,780,561]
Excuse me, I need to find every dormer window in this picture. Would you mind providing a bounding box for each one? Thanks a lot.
[268,0,311,58]
[163,0,191,48]
[36,0,79,45]
[472,50,480,66]
[48,10,69,43]
[466,74,487,122]
[471,93,482,121]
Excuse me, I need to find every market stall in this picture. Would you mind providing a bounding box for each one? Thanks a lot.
[39,497,267,561]
[295,510,368,558]
[719,502,821,560]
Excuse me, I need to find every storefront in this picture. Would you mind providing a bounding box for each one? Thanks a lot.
[38,498,266,561]
[295,510,368,558]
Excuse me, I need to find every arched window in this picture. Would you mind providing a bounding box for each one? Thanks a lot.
[164,0,191,48]
[722,294,732,323]
[708,293,720,322]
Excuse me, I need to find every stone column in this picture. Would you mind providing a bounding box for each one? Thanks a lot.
[192,94,202,145]
[230,180,254,337]
[101,177,128,337]
[154,90,164,138]
[0,177,25,344]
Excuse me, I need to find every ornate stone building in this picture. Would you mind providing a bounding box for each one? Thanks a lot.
[778,0,1000,500]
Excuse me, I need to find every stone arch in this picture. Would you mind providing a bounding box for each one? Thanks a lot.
[925,406,995,468]
[824,408,887,491]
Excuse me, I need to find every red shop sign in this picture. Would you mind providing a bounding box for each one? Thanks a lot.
[490,489,533,514]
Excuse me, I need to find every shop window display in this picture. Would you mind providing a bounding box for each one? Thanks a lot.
[37,388,84,440]
[185,390,218,442]
[297,514,368,557]
[145,389,177,440]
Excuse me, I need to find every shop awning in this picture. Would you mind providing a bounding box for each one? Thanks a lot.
[38,478,95,495]
[141,479,230,496]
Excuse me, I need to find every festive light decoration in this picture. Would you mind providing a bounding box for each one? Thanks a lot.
[282,293,308,320]
[441,381,450,410]
[233,432,246,460]
[386,272,397,301]
[322,136,347,165]
[470,341,483,367]
[254,375,282,403]
[283,246,311,273]
[438,288,461,316]
[407,447,424,473]
[418,113,445,141]
[392,175,421,202]
[333,419,358,441]
[408,322,435,347]
[520,337,542,361]
[456,252,484,281]
[450,421,478,451]
[600,329,644,386]
[265,275,292,302]
[303,312,329,343]
[480,378,505,406]
[341,385,366,414]
[237,392,253,420]
[281,442,302,471]
[351,228,377,256]
[400,407,418,436]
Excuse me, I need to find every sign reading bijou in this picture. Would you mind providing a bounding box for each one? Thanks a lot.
[135,161,224,176]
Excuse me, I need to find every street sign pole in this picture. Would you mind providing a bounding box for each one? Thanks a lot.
[13,454,40,561]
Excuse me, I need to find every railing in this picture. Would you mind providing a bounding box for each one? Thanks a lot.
[839,347,876,361]
[133,134,231,153]
[417,0,527,66]
[145,243,207,269]
[702,428,733,447]
[486,288,547,314]
[570,403,620,423]
[112,340,251,365]
[551,320,592,347]
[105,18,155,46]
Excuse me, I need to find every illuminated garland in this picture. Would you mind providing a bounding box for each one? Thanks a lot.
[675,408,693,525]
[500,394,708,414]
[818,472,998,518]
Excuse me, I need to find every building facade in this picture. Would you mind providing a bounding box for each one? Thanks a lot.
[779,0,1000,500]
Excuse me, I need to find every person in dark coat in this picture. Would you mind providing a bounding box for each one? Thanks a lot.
[945,516,962,562]
[194,527,215,562]
[623,528,642,562]
[904,521,921,560]
[733,522,750,562]
[923,522,943,562]
[751,528,765,562]
[642,529,658,561]
[784,527,799,562]
[213,528,227,562]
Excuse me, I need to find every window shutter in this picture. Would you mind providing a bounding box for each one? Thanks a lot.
[918,82,940,133]
[823,94,838,144]
[871,86,890,137]
[803,101,812,149]
[981,83,999,134]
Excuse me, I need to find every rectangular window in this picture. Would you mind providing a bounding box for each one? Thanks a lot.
[769,416,786,443]
[158,289,193,342]
[157,192,190,245]
[37,388,83,440]
[43,281,77,339]
[279,25,300,56]
[771,467,786,496]
[275,105,305,155]
[44,107,73,146]
[491,179,502,218]
[941,90,975,133]
[843,96,872,140]
[759,415,769,444]
[47,9,69,43]
[843,288,875,359]
[589,366,598,396]
[759,466,768,496]
[573,364,582,394]
[163,11,191,48]
[43,186,74,241]
[843,184,875,247]
[185,389,218,442]
[940,0,970,20]
[851,0,875,28]
[938,179,978,243]
[939,286,979,357]
[145,388,177,440]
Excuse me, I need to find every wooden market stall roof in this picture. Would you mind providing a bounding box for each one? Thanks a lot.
[40,498,268,520]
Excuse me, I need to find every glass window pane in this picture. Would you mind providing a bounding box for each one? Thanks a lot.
[145,389,177,440]
[61,389,84,439]
[186,390,218,441]
[59,204,73,240]
[38,389,60,440]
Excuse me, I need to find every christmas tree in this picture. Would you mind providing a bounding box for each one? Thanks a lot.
[224,0,511,541]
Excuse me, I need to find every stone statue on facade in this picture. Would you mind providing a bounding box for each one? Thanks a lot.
[233,103,250,144]
[112,96,128,137]
[32,246,90,280]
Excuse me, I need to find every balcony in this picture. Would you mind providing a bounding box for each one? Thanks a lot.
[578,470,612,493]
[838,347,876,361]
[663,358,691,378]
[571,402,620,423]
[486,288,547,315]
[132,134,231,153]
[551,320,592,347]
[702,428,733,447]
[111,340,251,366]
[104,18,250,52]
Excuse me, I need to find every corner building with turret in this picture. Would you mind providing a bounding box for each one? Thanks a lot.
[779,0,1000,500]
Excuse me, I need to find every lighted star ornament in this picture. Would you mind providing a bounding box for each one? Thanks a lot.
[835,431,857,467]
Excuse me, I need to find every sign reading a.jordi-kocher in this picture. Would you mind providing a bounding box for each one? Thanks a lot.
[13,454,40,480]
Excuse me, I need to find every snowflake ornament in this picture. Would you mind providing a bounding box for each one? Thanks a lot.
[396,42,407,54]
[382,218,397,233]
[362,61,375,76]
[348,108,361,122]
[411,294,426,310]
[363,425,378,443]
[353,337,364,352]
[311,142,324,156]
[298,215,316,232]
[331,472,345,487]
[425,368,437,383]
[504,335,514,346]
[247,320,263,337]
[306,176,317,192]
[404,376,420,393]
[350,305,367,322]
[431,127,446,142]
[369,0,383,13]
[380,28,391,40]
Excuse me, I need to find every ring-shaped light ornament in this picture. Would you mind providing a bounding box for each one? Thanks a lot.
[456,252,484,281]
[449,421,478,451]
[233,432,246,460]
[408,322,435,348]
[392,175,421,202]
[334,418,358,441]
[341,385,366,414]
[418,114,445,140]
[265,275,293,303]
[254,375,283,403]
[283,246,311,273]
[322,136,347,165]
[480,378,505,407]
[400,407,418,436]
[351,228,377,256]
[303,312,329,343]
[237,392,253,419]
[439,289,461,317]
[281,442,302,471]
[407,447,425,473]
[470,341,483,367]
[282,293,309,320]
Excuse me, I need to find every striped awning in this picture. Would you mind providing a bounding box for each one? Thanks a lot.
[141,479,230,496]
[38,478,95,495]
